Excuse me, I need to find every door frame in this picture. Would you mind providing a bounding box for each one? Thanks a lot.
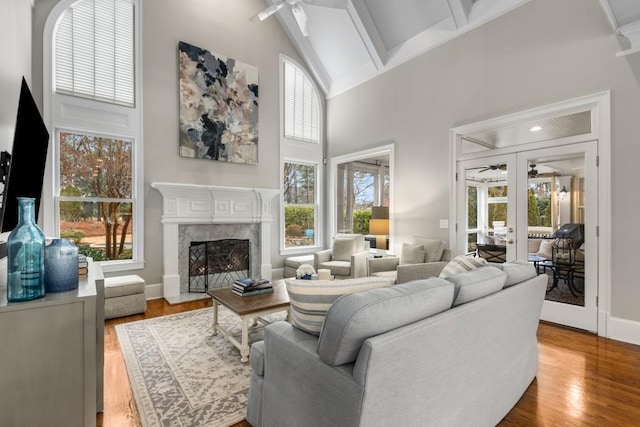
[449,92,611,337]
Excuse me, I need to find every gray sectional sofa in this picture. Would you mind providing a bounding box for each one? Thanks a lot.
[247,260,547,427]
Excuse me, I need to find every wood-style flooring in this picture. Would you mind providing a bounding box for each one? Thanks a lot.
[100,298,640,427]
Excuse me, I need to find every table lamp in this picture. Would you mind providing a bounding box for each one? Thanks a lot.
[369,206,389,250]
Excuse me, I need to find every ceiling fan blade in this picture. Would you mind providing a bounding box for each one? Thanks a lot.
[250,1,285,22]
[291,4,309,36]
[302,0,347,8]
[478,167,490,173]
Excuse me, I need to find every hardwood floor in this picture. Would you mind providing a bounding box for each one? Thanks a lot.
[100,299,640,427]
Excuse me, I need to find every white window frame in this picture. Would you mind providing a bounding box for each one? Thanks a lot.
[280,55,323,255]
[43,0,144,272]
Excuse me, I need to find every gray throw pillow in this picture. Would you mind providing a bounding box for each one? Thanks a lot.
[493,259,537,287]
[412,237,446,262]
[333,238,356,261]
[400,243,426,265]
[446,266,506,306]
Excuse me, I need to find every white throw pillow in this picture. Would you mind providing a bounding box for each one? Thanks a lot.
[439,255,487,278]
[400,243,426,265]
[538,239,554,259]
[285,277,395,336]
[332,238,356,261]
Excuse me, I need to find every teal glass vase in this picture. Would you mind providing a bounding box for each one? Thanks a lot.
[7,197,46,302]
[44,238,79,292]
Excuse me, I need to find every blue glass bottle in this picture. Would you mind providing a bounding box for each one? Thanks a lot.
[44,238,79,292]
[7,197,46,302]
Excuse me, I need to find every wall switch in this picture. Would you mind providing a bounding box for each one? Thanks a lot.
[439,219,449,229]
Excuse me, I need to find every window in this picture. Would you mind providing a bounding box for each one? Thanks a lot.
[45,0,142,271]
[54,0,135,106]
[58,131,133,261]
[281,56,323,252]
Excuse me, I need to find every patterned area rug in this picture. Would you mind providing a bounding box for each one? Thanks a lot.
[116,307,286,427]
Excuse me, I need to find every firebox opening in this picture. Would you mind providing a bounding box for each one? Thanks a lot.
[188,239,250,292]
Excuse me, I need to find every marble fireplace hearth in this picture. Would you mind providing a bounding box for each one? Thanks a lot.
[151,182,279,304]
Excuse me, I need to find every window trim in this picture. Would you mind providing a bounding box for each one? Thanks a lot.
[43,0,144,272]
[279,55,324,255]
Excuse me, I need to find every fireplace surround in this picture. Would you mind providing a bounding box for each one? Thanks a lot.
[151,182,279,301]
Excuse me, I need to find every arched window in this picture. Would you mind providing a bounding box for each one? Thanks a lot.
[44,0,143,272]
[281,56,323,252]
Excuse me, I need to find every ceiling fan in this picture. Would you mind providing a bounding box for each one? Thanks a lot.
[477,164,507,173]
[528,163,539,178]
[250,0,347,37]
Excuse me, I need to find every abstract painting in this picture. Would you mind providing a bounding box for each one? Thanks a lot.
[178,41,259,165]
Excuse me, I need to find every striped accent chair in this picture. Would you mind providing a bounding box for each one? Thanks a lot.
[285,277,395,335]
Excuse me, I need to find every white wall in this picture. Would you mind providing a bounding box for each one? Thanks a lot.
[0,0,32,152]
[326,0,640,323]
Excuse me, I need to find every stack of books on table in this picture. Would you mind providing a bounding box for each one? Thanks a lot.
[78,254,88,275]
[232,278,273,297]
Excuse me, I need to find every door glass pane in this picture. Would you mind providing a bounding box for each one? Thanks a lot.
[527,156,586,307]
[464,164,508,261]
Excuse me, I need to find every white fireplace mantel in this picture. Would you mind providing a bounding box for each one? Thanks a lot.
[151,182,280,299]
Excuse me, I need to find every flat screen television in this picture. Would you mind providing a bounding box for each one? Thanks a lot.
[0,77,50,256]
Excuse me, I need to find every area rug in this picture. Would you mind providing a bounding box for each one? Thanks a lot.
[116,307,286,427]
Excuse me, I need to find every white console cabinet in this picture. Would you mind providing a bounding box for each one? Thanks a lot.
[0,260,104,427]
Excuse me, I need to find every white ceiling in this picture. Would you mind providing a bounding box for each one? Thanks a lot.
[253,0,640,97]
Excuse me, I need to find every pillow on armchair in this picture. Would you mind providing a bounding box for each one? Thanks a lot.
[400,243,426,265]
[332,238,357,261]
[412,237,446,262]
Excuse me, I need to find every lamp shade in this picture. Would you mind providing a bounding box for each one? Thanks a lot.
[371,206,389,220]
[369,219,389,236]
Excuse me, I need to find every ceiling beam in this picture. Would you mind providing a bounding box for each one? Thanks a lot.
[446,0,473,29]
[347,0,386,70]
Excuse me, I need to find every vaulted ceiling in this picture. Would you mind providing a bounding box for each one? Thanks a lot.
[251,0,640,98]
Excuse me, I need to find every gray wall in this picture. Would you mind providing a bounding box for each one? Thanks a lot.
[326,0,640,322]
[0,0,32,152]
[142,0,304,286]
[32,0,307,286]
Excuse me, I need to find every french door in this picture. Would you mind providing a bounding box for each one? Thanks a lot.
[457,142,598,332]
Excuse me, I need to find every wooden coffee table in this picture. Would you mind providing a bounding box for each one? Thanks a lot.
[207,282,290,362]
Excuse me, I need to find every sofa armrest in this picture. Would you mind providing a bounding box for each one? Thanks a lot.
[314,249,332,269]
[351,250,370,278]
[367,257,400,275]
[259,321,363,426]
[396,261,448,283]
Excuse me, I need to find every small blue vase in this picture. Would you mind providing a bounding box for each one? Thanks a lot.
[7,197,46,302]
[45,238,79,292]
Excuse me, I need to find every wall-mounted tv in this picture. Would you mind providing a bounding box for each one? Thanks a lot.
[0,77,50,237]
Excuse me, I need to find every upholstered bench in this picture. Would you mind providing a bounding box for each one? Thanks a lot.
[104,275,146,319]
[284,254,315,278]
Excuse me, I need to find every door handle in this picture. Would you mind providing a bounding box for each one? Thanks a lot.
[507,239,514,244]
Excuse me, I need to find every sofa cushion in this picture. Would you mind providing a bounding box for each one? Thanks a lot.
[285,277,395,336]
[370,270,397,280]
[317,260,351,277]
[333,238,357,261]
[538,239,554,259]
[412,237,446,262]
[317,278,455,366]
[493,259,537,288]
[528,238,542,254]
[400,243,426,265]
[446,266,506,306]
[439,255,487,278]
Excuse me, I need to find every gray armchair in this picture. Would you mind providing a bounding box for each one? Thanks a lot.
[368,237,452,283]
[314,233,371,278]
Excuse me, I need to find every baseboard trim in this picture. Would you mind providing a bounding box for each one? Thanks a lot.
[608,316,640,346]
[145,282,164,300]
[272,267,285,280]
